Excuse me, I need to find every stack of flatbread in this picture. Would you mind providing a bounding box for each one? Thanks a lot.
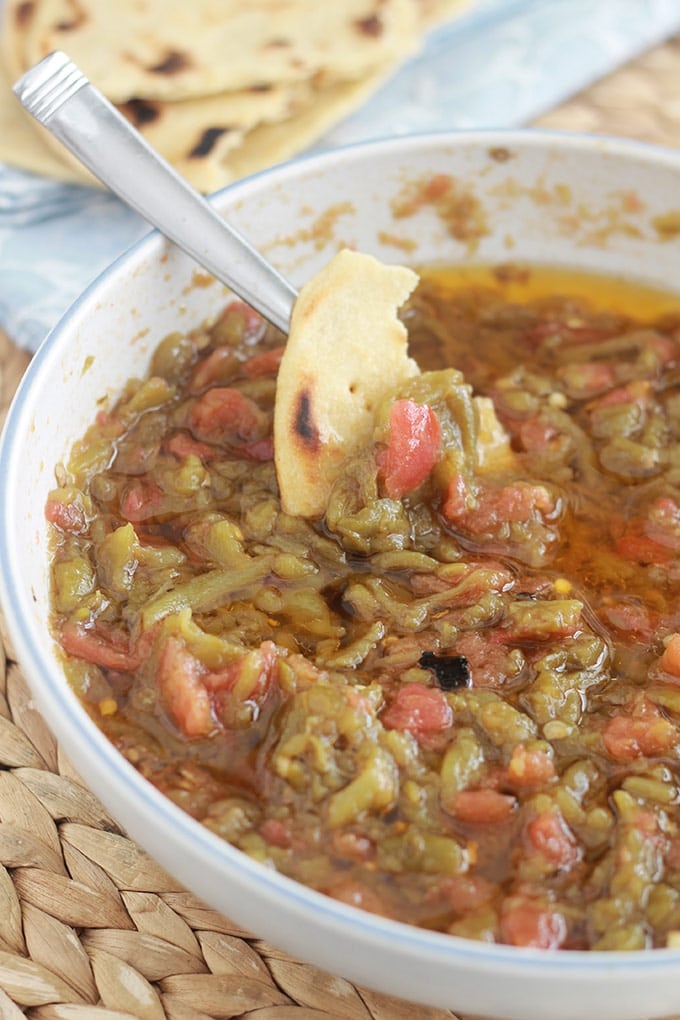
[0,0,472,193]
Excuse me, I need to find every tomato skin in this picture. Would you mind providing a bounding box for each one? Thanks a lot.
[61,620,141,672]
[189,347,236,392]
[438,874,495,914]
[659,634,680,679]
[507,744,555,787]
[188,387,268,445]
[602,697,677,761]
[517,416,558,453]
[260,818,292,849]
[442,472,470,520]
[613,497,680,565]
[165,432,215,461]
[501,900,567,949]
[325,876,390,916]
[381,683,452,737]
[157,637,215,738]
[241,437,275,462]
[157,638,279,738]
[45,498,88,535]
[204,640,278,702]
[443,479,554,531]
[214,300,265,346]
[526,810,581,870]
[243,345,285,378]
[449,789,516,824]
[120,480,164,522]
[378,399,441,499]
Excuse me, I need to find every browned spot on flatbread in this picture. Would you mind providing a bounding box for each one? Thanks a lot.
[119,98,161,127]
[15,1,35,27]
[250,83,273,93]
[53,0,86,30]
[355,14,384,37]
[294,390,320,451]
[189,127,231,159]
[149,50,191,75]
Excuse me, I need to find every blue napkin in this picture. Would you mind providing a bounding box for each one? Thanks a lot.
[2,0,680,352]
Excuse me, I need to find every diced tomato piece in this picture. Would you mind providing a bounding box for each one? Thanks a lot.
[449,789,516,824]
[331,830,374,861]
[602,698,677,761]
[378,399,441,499]
[241,437,274,461]
[632,807,665,844]
[157,639,278,738]
[203,641,278,706]
[45,498,88,535]
[600,601,655,640]
[493,483,555,522]
[443,480,554,533]
[214,301,266,346]
[526,810,580,870]
[120,480,164,522]
[614,528,672,565]
[165,432,215,461]
[665,833,680,870]
[188,387,269,445]
[157,636,215,738]
[648,333,678,365]
[593,380,651,409]
[260,818,292,849]
[524,320,613,350]
[501,900,567,949]
[647,497,680,552]
[438,874,495,914]
[284,653,324,688]
[243,345,285,378]
[189,348,237,392]
[613,498,680,565]
[659,634,680,679]
[507,744,555,787]
[325,876,389,916]
[442,472,471,520]
[61,620,141,672]
[381,683,452,737]
[453,629,519,689]
[517,416,559,452]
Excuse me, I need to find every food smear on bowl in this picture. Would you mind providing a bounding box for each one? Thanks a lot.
[45,260,680,951]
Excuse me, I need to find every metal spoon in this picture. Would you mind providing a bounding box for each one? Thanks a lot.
[13,50,298,334]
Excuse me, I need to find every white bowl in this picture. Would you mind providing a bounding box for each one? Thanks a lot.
[2,130,680,1020]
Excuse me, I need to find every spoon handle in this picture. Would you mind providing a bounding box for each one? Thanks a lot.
[13,51,298,334]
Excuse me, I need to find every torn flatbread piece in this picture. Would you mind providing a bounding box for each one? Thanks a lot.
[275,249,420,518]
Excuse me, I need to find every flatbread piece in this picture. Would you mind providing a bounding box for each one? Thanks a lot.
[274,249,420,518]
[3,0,419,101]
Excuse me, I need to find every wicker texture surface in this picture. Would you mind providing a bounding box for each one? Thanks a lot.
[1,34,680,1019]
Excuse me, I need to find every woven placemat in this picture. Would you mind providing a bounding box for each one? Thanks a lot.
[2,34,680,1019]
